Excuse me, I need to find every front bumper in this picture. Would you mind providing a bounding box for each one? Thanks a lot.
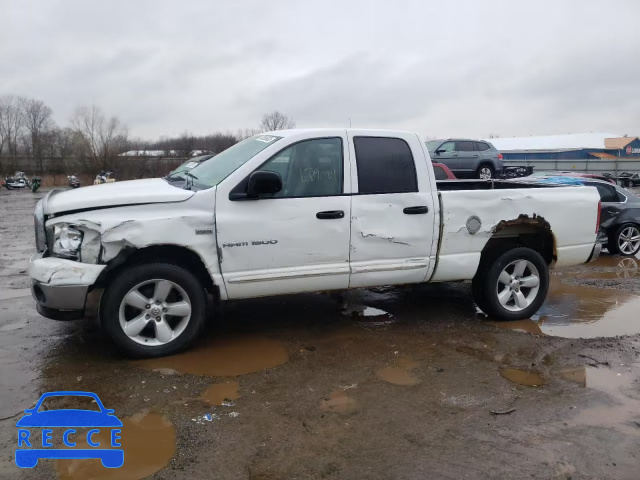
[30,253,106,320]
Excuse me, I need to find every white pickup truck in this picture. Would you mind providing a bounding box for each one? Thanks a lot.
[30,129,602,357]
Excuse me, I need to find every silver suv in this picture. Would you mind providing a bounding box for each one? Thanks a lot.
[426,139,503,179]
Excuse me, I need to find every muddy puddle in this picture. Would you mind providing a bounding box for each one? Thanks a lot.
[201,381,240,406]
[320,389,359,414]
[56,411,176,480]
[491,276,640,338]
[342,303,394,327]
[500,368,546,387]
[560,365,640,434]
[134,336,288,377]
[376,357,421,386]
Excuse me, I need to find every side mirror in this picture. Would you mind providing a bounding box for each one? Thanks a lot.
[435,149,443,155]
[246,171,282,199]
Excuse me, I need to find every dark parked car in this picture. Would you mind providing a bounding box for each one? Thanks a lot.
[426,139,503,179]
[527,175,640,257]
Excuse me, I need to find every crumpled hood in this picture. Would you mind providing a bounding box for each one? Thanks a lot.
[45,178,195,215]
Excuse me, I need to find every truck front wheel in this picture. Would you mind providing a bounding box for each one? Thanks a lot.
[101,262,207,358]
[472,247,549,321]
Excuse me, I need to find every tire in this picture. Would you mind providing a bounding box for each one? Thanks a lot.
[477,164,494,180]
[472,247,549,321]
[612,224,640,257]
[101,262,208,358]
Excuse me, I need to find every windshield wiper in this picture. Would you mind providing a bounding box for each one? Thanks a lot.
[184,171,198,190]
[165,173,185,181]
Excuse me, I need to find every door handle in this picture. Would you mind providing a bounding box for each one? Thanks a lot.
[472,154,479,157]
[403,206,429,215]
[316,210,345,219]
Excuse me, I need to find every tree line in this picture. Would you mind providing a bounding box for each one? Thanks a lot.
[0,94,295,176]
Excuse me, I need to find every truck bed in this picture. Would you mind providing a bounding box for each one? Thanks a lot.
[436,179,549,191]
[431,184,599,282]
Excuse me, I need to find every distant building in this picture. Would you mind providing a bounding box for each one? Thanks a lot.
[484,133,640,161]
[119,150,210,157]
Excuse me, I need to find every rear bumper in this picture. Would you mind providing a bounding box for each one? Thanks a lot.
[29,253,106,321]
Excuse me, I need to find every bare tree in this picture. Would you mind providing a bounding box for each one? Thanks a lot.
[173,131,196,158]
[22,98,54,173]
[70,105,128,170]
[259,111,295,132]
[0,95,26,160]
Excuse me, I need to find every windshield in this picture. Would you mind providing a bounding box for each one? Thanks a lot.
[188,135,282,189]
[426,140,441,151]
[169,154,213,177]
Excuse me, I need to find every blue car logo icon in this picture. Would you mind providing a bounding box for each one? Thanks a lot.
[15,391,124,469]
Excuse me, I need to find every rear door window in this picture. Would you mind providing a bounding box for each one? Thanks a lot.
[354,137,418,194]
[591,183,620,203]
[455,141,475,152]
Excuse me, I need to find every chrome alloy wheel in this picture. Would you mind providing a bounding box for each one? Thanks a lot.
[496,259,541,312]
[479,166,493,179]
[618,226,640,255]
[118,279,192,346]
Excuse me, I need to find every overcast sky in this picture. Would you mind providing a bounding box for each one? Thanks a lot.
[2,0,640,139]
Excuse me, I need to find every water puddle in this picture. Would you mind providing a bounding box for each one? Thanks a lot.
[0,287,31,301]
[134,336,288,377]
[56,411,176,480]
[342,303,394,326]
[376,357,420,386]
[320,389,359,414]
[557,365,628,390]
[201,381,240,406]
[558,365,640,434]
[500,368,546,387]
[491,276,640,338]
[586,255,640,275]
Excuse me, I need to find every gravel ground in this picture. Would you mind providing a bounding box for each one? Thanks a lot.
[1,187,639,480]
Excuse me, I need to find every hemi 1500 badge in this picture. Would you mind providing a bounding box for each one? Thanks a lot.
[223,240,278,248]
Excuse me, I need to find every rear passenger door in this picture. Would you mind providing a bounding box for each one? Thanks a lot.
[348,132,437,288]
[454,141,477,175]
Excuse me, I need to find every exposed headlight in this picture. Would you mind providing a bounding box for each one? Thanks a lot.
[52,224,84,260]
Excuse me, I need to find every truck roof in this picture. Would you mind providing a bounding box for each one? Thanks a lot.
[261,128,418,137]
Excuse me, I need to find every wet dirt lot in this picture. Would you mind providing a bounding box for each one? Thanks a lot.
[1,188,639,480]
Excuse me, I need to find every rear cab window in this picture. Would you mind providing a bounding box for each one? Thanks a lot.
[353,137,418,194]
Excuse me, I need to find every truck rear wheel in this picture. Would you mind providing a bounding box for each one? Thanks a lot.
[101,262,207,358]
[472,247,549,321]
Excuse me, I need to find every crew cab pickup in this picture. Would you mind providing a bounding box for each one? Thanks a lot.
[30,129,602,357]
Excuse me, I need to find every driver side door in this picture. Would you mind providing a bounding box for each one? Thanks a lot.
[215,133,352,299]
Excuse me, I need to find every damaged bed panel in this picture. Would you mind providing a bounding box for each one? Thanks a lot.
[430,186,601,281]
